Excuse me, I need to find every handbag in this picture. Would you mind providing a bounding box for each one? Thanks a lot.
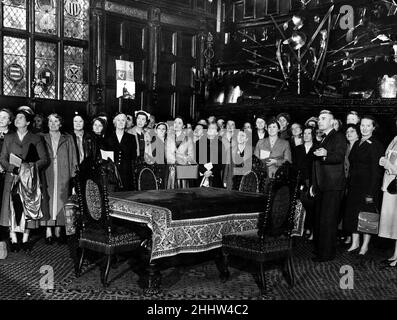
[357,203,380,235]
[176,164,198,179]
[387,176,397,194]
[0,241,7,260]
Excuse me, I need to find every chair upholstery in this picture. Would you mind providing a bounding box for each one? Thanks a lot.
[138,167,159,191]
[222,164,300,296]
[239,171,259,193]
[75,161,148,287]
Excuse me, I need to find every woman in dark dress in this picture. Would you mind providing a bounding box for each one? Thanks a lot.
[293,126,317,239]
[343,116,384,256]
[252,115,267,152]
[71,112,98,173]
[0,108,13,242]
[91,116,107,151]
[103,113,137,191]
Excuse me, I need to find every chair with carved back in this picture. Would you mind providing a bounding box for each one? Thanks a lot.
[221,164,300,296]
[75,161,146,287]
[238,171,260,193]
[138,166,160,191]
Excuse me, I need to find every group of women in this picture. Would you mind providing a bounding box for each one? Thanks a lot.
[1,106,397,268]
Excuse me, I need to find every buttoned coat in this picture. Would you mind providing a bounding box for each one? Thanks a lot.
[103,132,137,190]
[42,133,78,225]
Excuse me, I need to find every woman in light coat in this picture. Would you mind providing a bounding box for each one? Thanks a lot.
[166,116,195,188]
[379,136,397,267]
[42,114,78,244]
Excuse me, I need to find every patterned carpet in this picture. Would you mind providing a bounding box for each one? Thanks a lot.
[1,235,397,300]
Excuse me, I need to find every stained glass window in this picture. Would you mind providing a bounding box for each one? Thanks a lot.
[35,41,57,99]
[3,0,27,30]
[64,0,90,40]
[1,0,89,101]
[3,37,27,97]
[63,46,88,101]
[35,0,58,35]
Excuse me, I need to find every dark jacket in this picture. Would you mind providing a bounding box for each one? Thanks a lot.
[103,132,137,190]
[251,130,268,152]
[347,138,384,198]
[293,143,316,186]
[312,129,347,192]
[71,131,99,166]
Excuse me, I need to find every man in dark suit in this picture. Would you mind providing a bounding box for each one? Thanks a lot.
[310,110,347,262]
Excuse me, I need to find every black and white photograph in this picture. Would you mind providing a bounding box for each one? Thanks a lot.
[1,0,397,310]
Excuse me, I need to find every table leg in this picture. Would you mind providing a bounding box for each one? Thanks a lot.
[141,239,161,295]
[215,249,230,282]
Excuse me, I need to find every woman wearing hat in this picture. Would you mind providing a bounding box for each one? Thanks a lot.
[0,106,49,252]
[146,122,171,189]
[41,113,78,245]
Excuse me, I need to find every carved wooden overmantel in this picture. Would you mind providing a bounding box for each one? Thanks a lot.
[95,0,217,118]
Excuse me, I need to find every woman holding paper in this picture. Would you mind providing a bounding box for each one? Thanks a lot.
[196,123,225,188]
[41,114,78,245]
[254,118,292,178]
[0,106,49,252]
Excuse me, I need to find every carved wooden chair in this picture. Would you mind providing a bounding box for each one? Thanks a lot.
[221,164,300,296]
[75,162,146,287]
[138,166,159,191]
[238,171,260,193]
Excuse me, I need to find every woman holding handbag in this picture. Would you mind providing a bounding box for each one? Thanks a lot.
[343,116,384,255]
[378,136,397,267]
[166,116,195,188]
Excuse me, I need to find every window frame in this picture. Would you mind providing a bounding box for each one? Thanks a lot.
[0,0,90,102]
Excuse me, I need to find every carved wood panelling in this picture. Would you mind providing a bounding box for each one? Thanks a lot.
[105,1,148,20]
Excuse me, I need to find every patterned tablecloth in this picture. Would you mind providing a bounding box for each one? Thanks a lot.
[108,188,265,261]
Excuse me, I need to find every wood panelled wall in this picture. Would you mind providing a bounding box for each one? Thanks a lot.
[93,0,217,121]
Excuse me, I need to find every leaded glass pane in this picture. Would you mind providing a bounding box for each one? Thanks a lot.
[3,37,27,97]
[3,0,27,30]
[63,46,88,101]
[34,41,57,99]
[64,0,89,40]
[35,0,58,35]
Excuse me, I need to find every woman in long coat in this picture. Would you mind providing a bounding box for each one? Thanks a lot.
[103,113,137,191]
[0,106,49,252]
[166,116,195,188]
[343,116,384,255]
[41,114,78,244]
[378,136,397,267]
